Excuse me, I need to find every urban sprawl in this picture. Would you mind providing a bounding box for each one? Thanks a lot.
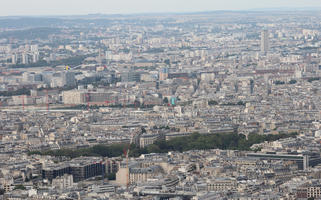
[0,11,321,199]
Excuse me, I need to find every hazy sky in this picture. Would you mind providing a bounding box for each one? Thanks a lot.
[2,0,321,16]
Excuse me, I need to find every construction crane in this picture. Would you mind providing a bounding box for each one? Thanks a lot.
[123,146,130,189]
[45,89,49,112]
[18,92,50,112]
[123,131,138,189]
[20,95,25,112]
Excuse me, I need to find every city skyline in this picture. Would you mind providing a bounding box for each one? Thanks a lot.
[1,0,321,16]
[1,7,321,199]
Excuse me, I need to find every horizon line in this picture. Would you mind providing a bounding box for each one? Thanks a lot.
[1,7,321,18]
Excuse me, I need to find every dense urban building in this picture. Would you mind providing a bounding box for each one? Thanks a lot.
[0,8,321,200]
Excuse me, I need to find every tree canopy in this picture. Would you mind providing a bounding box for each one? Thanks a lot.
[29,132,298,159]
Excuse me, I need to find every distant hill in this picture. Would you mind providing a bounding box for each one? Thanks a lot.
[0,9,320,29]
[0,27,61,40]
[249,7,321,12]
[0,17,64,28]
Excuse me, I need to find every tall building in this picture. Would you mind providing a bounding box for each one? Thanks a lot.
[121,71,142,82]
[159,68,169,81]
[62,90,85,105]
[30,44,38,52]
[32,52,39,63]
[105,50,112,60]
[49,71,76,88]
[261,30,269,54]
[62,90,116,105]
[11,54,17,64]
[21,53,29,64]
[42,157,105,182]
[50,53,56,61]
[63,71,76,87]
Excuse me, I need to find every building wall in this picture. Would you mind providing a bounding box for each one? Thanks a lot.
[62,91,85,105]
[115,167,129,186]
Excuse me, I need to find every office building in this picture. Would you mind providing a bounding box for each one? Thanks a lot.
[21,53,29,64]
[11,54,17,64]
[63,71,76,87]
[159,68,169,81]
[247,152,321,170]
[261,30,269,54]
[121,71,142,82]
[42,157,105,182]
[32,52,39,63]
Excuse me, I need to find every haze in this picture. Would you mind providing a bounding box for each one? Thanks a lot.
[2,0,321,16]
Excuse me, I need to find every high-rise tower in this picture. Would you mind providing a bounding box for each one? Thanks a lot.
[261,30,269,54]
[22,53,29,64]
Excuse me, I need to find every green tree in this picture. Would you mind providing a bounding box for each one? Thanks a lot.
[147,144,161,153]
[208,100,218,105]
[14,185,26,190]
[141,127,147,133]
[289,79,297,84]
[237,101,245,106]
[163,97,169,104]
[134,100,141,107]
[308,77,320,83]
[274,80,285,85]
[28,132,298,159]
